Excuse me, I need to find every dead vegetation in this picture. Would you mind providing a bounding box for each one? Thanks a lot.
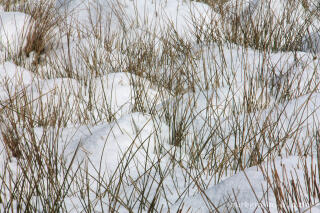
[0,0,320,212]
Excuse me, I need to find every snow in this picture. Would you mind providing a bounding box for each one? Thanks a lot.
[0,12,34,57]
[0,62,35,100]
[91,72,163,117]
[54,0,217,40]
[1,0,320,212]
[0,67,166,125]
[302,32,320,54]
[55,112,164,173]
[170,156,319,213]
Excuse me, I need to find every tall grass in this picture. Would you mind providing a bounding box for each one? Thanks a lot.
[0,0,320,212]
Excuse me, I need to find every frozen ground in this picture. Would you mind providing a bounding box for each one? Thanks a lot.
[0,0,320,212]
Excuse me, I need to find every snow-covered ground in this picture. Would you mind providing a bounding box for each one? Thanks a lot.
[1,0,320,212]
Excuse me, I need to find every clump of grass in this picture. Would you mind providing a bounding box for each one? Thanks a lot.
[1,0,65,68]
[261,156,320,212]
[193,0,317,52]
[0,0,25,11]
[0,89,82,211]
[22,1,62,65]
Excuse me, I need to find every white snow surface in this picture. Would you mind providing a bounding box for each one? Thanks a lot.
[170,156,319,213]
[0,62,35,100]
[54,0,216,39]
[0,12,34,56]
[1,0,320,212]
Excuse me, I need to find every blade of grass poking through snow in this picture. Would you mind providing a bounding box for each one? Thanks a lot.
[316,130,320,182]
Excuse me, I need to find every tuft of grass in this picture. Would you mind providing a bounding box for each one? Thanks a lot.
[1,0,65,69]
[193,0,317,52]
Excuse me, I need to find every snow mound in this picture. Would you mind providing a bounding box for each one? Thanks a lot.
[54,0,216,39]
[91,72,165,118]
[170,156,319,213]
[0,62,35,100]
[0,64,166,125]
[46,112,168,175]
